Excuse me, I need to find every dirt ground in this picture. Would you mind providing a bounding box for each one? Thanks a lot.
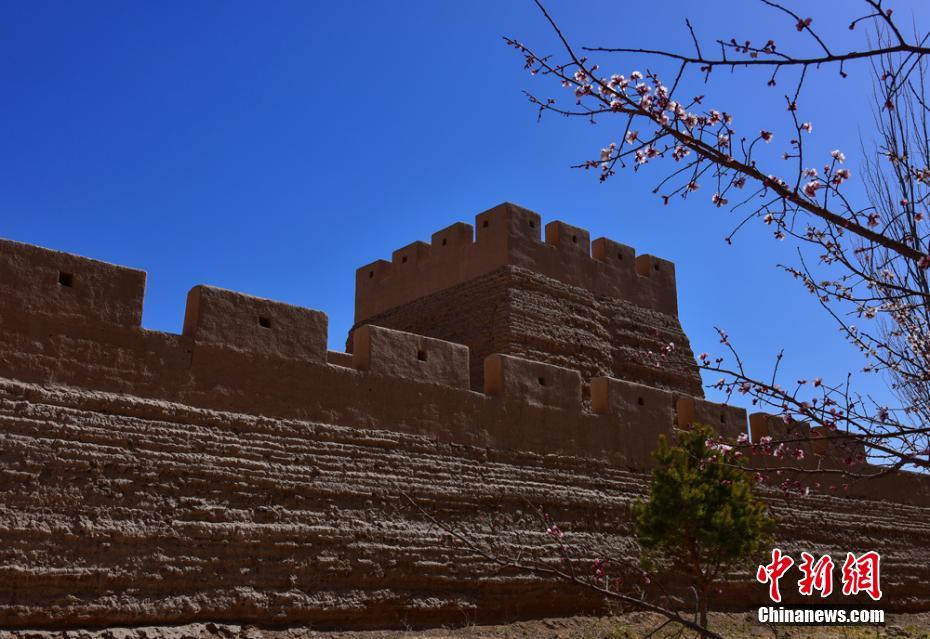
[4,612,929,639]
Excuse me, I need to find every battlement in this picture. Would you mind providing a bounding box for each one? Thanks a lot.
[184,285,328,361]
[355,202,678,322]
[0,235,892,481]
[0,237,146,327]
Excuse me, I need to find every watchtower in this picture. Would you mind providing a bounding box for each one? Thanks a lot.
[349,202,703,396]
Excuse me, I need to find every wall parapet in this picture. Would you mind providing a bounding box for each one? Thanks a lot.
[355,202,679,322]
[183,285,327,362]
[484,354,582,411]
[0,237,145,327]
[0,235,911,500]
[353,324,470,389]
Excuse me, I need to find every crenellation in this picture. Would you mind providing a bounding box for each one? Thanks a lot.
[484,353,582,411]
[810,425,867,461]
[183,285,327,362]
[431,221,473,249]
[545,220,590,254]
[0,237,146,328]
[749,412,870,461]
[474,201,542,246]
[749,412,812,447]
[591,376,674,418]
[591,236,636,267]
[392,240,431,268]
[353,324,470,389]
[676,396,746,440]
[634,254,677,314]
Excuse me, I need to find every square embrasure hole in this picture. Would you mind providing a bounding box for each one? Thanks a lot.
[58,271,74,287]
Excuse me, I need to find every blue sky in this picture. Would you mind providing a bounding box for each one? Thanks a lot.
[2,1,928,410]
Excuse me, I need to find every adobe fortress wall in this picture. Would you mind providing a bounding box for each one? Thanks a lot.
[0,233,883,475]
[1,205,930,630]
[0,234,729,471]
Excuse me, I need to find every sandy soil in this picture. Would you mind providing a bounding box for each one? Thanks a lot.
[4,612,929,639]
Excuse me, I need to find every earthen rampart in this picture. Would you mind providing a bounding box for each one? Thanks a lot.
[0,236,711,469]
[2,219,930,631]
[0,235,917,500]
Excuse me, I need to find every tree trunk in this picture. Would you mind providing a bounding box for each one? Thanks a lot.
[698,585,709,629]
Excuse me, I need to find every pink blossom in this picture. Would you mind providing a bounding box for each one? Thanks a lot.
[803,180,822,198]
[800,122,813,133]
[609,74,627,88]
[760,130,774,142]
[831,149,846,163]
[833,168,851,185]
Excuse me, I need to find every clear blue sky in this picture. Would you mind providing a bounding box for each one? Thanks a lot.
[3,1,928,410]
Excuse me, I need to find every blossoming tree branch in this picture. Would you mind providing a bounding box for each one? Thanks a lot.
[508,0,930,477]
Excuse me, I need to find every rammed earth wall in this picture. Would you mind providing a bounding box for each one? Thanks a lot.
[0,203,929,631]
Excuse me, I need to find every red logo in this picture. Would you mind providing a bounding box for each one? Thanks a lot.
[798,552,834,597]
[756,549,882,602]
[841,551,882,601]
[756,548,794,602]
